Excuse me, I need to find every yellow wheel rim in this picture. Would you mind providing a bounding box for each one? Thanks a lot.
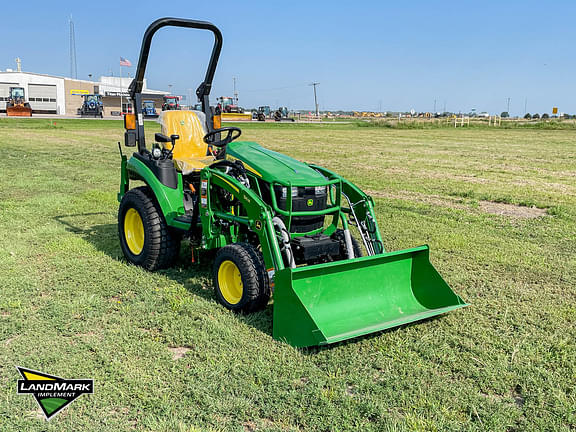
[218,260,243,305]
[124,208,145,255]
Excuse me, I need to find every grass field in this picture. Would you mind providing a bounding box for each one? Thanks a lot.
[0,118,574,431]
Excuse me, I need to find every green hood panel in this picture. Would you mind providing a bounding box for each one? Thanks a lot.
[227,141,328,185]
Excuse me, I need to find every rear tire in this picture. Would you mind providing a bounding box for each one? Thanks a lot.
[118,186,180,270]
[213,243,270,312]
[332,229,363,259]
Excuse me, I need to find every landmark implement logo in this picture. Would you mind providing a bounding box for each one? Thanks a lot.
[16,367,93,420]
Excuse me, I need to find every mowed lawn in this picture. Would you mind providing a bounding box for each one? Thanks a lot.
[0,118,574,431]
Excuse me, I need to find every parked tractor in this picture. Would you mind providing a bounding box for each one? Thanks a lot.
[255,105,271,121]
[6,87,32,117]
[217,96,241,113]
[273,107,295,122]
[142,100,158,118]
[117,18,467,348]
[162,95,180,111]
[78,94,103,118]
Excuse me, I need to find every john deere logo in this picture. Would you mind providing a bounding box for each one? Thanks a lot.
[254,220,262,230]
[16,367,94,420]
[307,199,314,207]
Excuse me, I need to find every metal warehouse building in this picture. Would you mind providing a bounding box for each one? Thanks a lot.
[0,71,167,116]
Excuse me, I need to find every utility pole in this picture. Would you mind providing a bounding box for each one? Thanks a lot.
[233,77,238,105]
[69,16,77,79]
[168,84,173,94]
[443,100,446,114]
[433,99,437,114]
[310,82,320,117]
[506,97,511,115]
[188,88,194,108]
[524,97,527,115]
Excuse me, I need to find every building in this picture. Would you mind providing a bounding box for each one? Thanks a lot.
[0,71,167,116]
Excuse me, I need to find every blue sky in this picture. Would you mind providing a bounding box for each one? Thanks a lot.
[1,0,575,115]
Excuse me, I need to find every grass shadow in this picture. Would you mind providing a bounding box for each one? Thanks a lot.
[53,213,274,336]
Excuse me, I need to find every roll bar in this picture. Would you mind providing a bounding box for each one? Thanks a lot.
[128,17,223,152]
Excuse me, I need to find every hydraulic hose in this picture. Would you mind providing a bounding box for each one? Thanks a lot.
[272,217,296,269]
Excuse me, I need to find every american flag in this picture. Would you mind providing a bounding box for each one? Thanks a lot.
[119,57,132,67]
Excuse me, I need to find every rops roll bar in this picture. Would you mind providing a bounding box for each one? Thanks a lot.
[127,17,223,153]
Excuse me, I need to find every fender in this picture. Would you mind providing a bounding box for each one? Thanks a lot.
[119,156,189,230]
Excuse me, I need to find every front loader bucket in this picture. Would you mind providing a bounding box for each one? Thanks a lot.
[273,245,467,347]
[6,105,32,117]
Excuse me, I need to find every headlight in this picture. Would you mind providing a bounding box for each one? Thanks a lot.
[314,186,327,195]
[281,187,299,199]
[152,147,162,159]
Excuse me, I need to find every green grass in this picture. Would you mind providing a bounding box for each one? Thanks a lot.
[0,118,575,431]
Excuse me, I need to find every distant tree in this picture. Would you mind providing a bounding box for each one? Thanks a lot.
[501,111,510,118]
[532,113,540,119]
[564,114,572,119]
[542,113,550,119]
[524,113,532,119]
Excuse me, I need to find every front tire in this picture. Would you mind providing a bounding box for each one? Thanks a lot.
[213,243,270,312]
[118,186,180,270]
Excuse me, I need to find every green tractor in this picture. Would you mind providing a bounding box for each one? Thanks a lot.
[117,18,467,348]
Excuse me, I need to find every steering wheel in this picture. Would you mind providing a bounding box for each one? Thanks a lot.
[203,127,242,147]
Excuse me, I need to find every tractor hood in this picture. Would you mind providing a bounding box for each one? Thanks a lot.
[227,141,327,185]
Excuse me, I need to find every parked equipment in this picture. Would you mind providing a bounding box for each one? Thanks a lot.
[274,107,294,122]
[142,100,159,118]
[78,94,104,118]
[256,105,271,121]
[217,96,241,113]
[6,87,32,117]
[117,18,467,348]
[162,95,180,111]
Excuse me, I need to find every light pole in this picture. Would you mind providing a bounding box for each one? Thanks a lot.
[188,89,194,108]
[310,82,320,117]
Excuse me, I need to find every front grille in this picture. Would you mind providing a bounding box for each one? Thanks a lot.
[275,186,327,233]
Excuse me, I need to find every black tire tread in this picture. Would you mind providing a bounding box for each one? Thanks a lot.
[213,243,270,313]
[118,186,180,271]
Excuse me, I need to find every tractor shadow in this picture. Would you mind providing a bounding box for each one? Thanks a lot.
[53,213,274,336]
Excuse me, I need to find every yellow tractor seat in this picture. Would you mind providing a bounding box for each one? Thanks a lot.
[158,110,215,175]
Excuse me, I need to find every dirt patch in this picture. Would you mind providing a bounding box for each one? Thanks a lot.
[479,201,547,219]
[243,421,257,432]
[3,335,19,346]
[368,190,548,219]
[367,190,469,211]
[168,346,191,360]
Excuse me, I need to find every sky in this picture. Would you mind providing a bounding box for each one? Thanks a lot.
[1,0,576,115]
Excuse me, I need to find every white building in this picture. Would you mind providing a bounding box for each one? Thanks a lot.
[0,70,168,116]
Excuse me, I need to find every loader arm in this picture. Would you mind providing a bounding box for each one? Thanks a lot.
[309,164,384,254]
[200,167,285,272]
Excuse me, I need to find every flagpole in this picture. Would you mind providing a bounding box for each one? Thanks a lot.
[119,62,123,114]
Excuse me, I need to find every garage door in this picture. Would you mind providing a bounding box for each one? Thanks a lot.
[0,82,18,111]
[29,84,57,113]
